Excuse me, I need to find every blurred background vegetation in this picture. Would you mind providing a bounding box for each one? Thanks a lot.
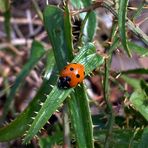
[0,0,148,147]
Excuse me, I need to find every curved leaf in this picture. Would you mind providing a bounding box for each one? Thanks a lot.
[118,0,131,57]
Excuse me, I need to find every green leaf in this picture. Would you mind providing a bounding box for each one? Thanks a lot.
[68,84,94,148]
[0,64,57,141]
[71,0,91,8]
[132,1,145,20]
[0,41,45,122]
[44,6,73,70]
[121,68,148,75]
[94,129,142,147]
[140,80,148,96]
[83,11,97,42]
[128,41,148,57]
[121,75,141,90]
[118,0,131,57]
[138,127,148,148]
[39,132,63,148]
[23,43,104,143]
[71,0,96,43]
[130,91,148,121]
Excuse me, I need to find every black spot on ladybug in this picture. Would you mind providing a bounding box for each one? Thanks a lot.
[70,67,74,71]
[64,67,66,70]
[76,74,80,78]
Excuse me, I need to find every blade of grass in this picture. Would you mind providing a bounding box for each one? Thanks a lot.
[118,0,131,57]
[132,0,145,20]
[121,68,148,75]
[128,41,148,57]
[0,41,45,123]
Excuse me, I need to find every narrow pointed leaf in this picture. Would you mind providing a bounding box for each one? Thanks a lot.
[118,0,131,57]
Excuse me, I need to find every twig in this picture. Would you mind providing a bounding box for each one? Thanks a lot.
[0,17,42,25]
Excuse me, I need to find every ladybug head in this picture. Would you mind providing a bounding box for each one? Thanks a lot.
[58,76,71,89]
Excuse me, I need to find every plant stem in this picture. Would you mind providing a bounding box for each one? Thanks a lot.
[103,59,114,148]
[63,104,71,148]
[103,37,118,148]
[31,0,43,21]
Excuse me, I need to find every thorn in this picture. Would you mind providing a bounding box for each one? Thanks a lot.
[56,109,60,112]
[34,135,38,138]
[73,30,80,34]
[88,73,91,77]
[49,85,54,88]
[34,111,38,114]
[44,93,48,97]
[41,127,45,130]
[78,84,81,87]
[72,24,78,28]
[27,124,31,127]
[116,73,121,79]
[31,117,35,120]
[40,102,44,106]
[92,125,99,128]
[47,121,50,125]
[39,130,42,133]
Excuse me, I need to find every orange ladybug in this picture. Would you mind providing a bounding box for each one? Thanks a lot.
[58,63,85,89]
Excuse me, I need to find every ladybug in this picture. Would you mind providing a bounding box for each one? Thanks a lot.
[58,63,85,89]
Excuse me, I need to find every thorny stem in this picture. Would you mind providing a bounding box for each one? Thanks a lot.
[103,34,119,147]
[72,0,148,45]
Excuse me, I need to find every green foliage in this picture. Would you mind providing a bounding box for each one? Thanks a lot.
[0,0,148,147]
[0,41,45,123]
